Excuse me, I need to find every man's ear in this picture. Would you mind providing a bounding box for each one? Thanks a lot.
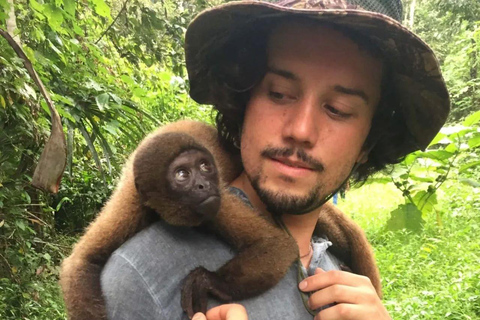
[356,150,369,164]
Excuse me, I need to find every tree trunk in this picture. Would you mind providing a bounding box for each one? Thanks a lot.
[408,0,416,29]
[6,0,21,44]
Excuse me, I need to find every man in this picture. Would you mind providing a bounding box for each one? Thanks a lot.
[101,1,450,319]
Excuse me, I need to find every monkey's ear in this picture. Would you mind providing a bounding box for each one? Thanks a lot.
[134,181,142,194]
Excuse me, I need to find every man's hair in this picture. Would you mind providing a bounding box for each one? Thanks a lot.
[206,17,411,182]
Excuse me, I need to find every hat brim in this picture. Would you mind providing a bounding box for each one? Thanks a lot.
[185,1,450,154]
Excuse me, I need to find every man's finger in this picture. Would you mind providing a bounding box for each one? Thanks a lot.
[308,284,369,309]
[298,269,373,292]
[205,304,248,320]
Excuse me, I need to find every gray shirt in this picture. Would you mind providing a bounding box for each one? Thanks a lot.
[101,191,343,319]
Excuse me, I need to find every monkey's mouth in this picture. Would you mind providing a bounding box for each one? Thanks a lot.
[196,195,221,220]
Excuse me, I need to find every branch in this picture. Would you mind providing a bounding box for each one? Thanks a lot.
[94,0,129,45]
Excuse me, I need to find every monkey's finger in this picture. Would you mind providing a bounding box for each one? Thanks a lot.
[181,274,198,318]
[205,304,248,320]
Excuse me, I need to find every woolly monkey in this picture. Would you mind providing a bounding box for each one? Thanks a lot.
[60,120,381,320]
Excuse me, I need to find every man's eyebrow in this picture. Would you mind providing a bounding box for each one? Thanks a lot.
[334,85,369,104]
[266,66,299,81]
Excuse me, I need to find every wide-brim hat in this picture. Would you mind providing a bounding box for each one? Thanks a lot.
[185,0,450,157]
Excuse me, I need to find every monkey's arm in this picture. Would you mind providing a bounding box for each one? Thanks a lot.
[181,192,299,317]
[315,203,382,297]
[60,159,151,320]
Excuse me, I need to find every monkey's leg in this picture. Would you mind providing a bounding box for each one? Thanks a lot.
[60,163,150,320]
[181,193,299,317]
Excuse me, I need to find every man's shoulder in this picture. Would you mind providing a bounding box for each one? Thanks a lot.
[109,220,233,273]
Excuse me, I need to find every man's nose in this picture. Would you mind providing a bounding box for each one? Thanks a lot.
[282,96,319,148]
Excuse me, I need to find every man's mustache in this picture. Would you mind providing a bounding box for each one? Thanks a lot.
[261,147,324,172]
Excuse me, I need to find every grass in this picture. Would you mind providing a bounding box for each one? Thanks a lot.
[338,181,480,320]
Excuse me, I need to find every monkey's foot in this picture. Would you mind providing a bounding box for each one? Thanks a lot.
[181,267,232,318]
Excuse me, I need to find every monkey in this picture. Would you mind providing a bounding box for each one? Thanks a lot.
[59,120,381,320]
[60,120,298,319]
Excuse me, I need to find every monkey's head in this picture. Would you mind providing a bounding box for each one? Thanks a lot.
[133,132,221,226]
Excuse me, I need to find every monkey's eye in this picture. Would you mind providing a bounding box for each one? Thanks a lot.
[175,169,190,182]
[199,160,212,173]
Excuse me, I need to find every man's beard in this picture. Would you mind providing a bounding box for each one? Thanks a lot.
[250,174,325,215]
[247,146,328,216]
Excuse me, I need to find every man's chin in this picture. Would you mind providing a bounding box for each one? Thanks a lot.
[253,184,322,216]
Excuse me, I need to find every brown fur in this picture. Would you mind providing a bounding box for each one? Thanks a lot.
[316,202,382,297]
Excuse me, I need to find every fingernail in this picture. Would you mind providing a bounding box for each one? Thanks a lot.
[299,280,307,290]
[192,313,203,320]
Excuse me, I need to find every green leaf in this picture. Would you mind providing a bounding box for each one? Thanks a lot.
[16,220,26,231]
[413,190,437,214]
[64,0,76,16]
[417,150,454,161]
[468,135,480,149]
[95,93,110,111]
[445,143,458,153]
[44,4,64,31]
[109,93,122,105]
[43,253,51,262]
[463,110,480,126]
[428,132,446,146]
[404,153,418,166]
[55,197,72,211]
[386,203,424,232]
[459,160,480,173]
[0,95,6,108]
[121,75,135,85]
[410,174,435,183]
[458,178,480,188]
[30,0,45,13]
[85,79,103,91]
[91,0,111,18]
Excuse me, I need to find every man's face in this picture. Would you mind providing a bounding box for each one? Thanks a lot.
[240,22,383,215]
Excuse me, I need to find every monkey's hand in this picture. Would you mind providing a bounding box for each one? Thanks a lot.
[181,267,232,318]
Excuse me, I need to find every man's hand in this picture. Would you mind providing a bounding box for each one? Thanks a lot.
[192,304,248,320]
[298,268,392,320]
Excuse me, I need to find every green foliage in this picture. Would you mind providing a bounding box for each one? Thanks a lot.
[1,0,217,318]
[340,181,480,320]
[407,0,480,121]
[382,112,480,231]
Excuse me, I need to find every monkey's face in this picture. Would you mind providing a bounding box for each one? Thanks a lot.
[166,149,221,220]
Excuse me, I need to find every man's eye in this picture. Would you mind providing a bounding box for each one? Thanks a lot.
[175,169,190,181]
[269,91,285,100]
[325,104,351,119]
[199,160,212,172]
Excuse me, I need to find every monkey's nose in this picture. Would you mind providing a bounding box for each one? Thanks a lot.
[195,181,210,191]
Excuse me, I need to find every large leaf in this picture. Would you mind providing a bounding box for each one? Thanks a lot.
[459,160,480,173]
[95,93,109,111]
[463,110,480,126]
[412,190,437,214]
[416,150,454,162]
[91,0,111,18]
[386,203,424,232]
[468,135,480,149]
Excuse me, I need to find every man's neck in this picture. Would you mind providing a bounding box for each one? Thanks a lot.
[230,172,320,259]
